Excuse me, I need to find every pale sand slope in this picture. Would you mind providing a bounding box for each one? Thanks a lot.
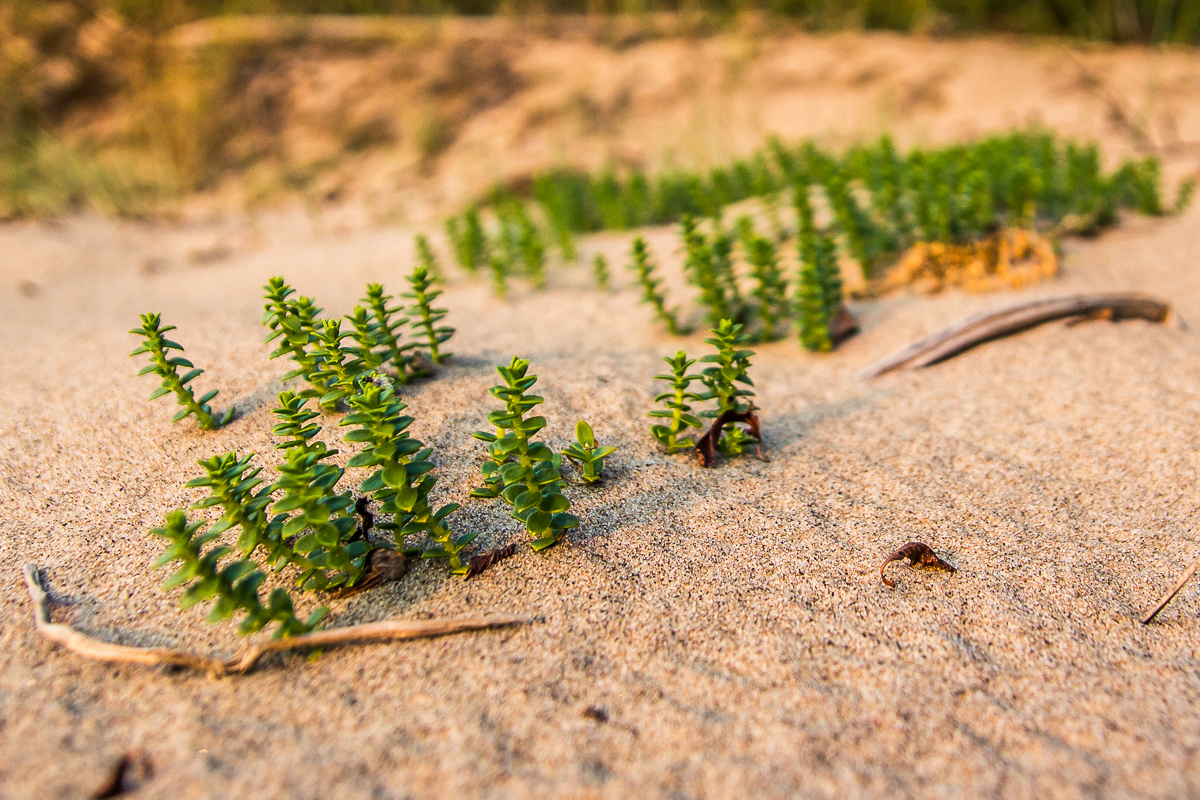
[0,194,1198,799]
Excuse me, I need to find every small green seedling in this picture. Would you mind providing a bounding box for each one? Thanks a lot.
[797,234,843,353]
[629,236,684,335]
[649,350,705,453]
[592,252,611,290]
[699,319,758,456]
[489,254,509,298]
[744,230,789,341]
[130,312,232,430]
[562,420,616,483]
[447,206,487,273]
[361,282,417,382]
[404,261,454,365]
[471,357,579,550]
[262,278,333,399]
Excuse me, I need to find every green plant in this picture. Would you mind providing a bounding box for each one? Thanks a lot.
[1176,177,1197,215]
[404,263,454,365]
[562,420,616,483]
[489,254,509,298]
[360,283,417,383]
[262,278,333,399]
[698,320,758,456]
[682,215,733,325]
[308,319,368,410]
[342,379,474,573]
[592,252,611,290]
[447,206,487,273]
[415,234,442,281]
[152,509,326,639]
[649,350,705,454]
[268,392,366,591]
[471,358,578,551]
[516,206,547,289]
[629,236,684,334]
[186,452,289,566]
[744,231,789,341]
[130,312,232,430]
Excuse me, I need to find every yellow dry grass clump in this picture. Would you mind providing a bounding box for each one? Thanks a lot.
[881,228,1059,294]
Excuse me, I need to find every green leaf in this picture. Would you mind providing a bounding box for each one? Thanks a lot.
[454,531,479,548]
[530,535,558,551]
[575,420,594,445]
[550,512,579,529]
[525,510,552,535]
[539,493,570,513]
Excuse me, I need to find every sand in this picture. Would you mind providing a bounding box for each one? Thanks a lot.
[5,29,1200,800]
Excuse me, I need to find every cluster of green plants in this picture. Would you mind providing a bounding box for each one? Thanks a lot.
[129,243,482,638]
[445,201,551,296]
[628,207,844,351]
[471,358,615,551]
[453,133,1187,271]
[650,318,758,459]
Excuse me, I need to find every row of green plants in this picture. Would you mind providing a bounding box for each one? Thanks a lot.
[445,130,1191,284]
[130,241,615,640]
[627,203,845,352]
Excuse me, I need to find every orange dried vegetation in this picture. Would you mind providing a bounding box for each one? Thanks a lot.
[880,228,1058,294]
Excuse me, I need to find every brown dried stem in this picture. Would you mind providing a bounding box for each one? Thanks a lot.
[694,408,767,468]
[858,293,1179,379]
[880,542,957,588]
[24,563,528,676]
[1141,552,1200,624]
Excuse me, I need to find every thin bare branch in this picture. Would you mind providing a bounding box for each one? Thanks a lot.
[24,563,528,676]
[859,293,1179,379]
[1142,552,1200,624]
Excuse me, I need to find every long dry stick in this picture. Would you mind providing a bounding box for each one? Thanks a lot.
[1142,552,1200,624]
[858,293,1178,379]
[24,563,528,676]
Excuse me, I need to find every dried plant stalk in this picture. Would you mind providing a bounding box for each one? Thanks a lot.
[1141,552,1200,624]
[694,408,767,467]
[859,293,1178,379]
[24,563,527,676]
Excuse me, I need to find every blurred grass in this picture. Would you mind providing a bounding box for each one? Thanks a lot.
[1,0,1197,218]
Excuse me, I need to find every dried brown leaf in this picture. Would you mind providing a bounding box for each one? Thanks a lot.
[326,547,408,599]
[880,541,957,588]
[465,543,519,580]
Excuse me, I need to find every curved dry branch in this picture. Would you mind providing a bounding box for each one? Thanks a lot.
[858,293,1180,379]
[24,563,528,676]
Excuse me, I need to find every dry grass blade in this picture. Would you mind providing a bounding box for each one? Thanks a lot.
[880,542,957,588]
[1141,552,1200,624]
[25,563,528,676]
[859,293,1179,379]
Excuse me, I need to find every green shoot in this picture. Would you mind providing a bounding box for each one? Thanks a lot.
[629,235,684,335]
[447,206,487,273]
[129,312,231,430]
[650,351,705,453]
[592,252,611,291]
[262,278,331,399]
[471,357,579,551]
[698,319,757,456]
[404,263,454,365]
[798,233,843,353]
[342,379,474,574]
[415,234,442,281]
[516,206,547,289]
[562,420,616,484]
[309,319,367,410]
[361,283,416,382]
[489,254,508,298]
[186,452,288,565]
[152,509,326,639]
[744,231,789,341]
[682,215,732,325]
[269,392,364,591]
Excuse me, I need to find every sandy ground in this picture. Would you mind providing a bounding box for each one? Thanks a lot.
[5,29,1200,800]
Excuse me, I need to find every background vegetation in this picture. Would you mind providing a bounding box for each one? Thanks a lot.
[2,0,1197,217]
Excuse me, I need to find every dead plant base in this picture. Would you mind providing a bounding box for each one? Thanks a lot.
[880,229,1059,295]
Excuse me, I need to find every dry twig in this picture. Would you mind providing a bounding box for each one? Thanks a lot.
[24,563,527,676]
[859,293,1179,379]
[880,542,957,588]
[1141,552,1200,624]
